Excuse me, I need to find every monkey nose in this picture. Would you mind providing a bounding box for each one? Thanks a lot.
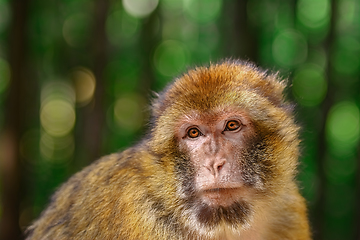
[207,159,226,177]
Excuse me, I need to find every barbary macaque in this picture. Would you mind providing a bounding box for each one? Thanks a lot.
[26,60,311,240]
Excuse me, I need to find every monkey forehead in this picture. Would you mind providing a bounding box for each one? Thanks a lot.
[175,107,252,127]
[164,89,288,127]
[152,60,288,119]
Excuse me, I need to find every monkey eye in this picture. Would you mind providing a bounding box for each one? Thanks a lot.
[187,128,201,138]
[225,120,241,131]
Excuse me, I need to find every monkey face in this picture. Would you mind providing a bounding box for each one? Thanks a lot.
[172,107,275,229]
[176,109,257,208]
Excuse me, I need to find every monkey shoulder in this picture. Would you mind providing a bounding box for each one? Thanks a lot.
[54,145,151,199]
[26,146,155,239]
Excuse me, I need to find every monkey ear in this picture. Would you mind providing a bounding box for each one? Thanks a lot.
[150,90,167,119]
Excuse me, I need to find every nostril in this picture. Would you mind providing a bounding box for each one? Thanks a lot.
[214,160,226,174]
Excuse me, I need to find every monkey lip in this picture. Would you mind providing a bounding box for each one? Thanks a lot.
[199,187,243,207]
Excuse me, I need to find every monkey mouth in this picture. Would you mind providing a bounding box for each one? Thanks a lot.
[203,187,238,193]
[199,187,243,207]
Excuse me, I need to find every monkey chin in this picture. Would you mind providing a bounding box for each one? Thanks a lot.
[194,188,251,228]
[193,184,253,226]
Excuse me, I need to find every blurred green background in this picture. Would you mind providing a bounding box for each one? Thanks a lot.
[0,0,359,239]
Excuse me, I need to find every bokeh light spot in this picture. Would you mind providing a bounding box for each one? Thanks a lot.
[184,0,222,24]
[297,0,330,29]
[247,0,277,26]
[272,29,307,68]
[161,0,184,11]
[40,82,76,137]
[113,94,144,132]
[41,81,75,105]
[106,10,140,46]
[326,101,360,151]
[41,100,76,137]
[40,132,74,164]
[154,40,189,77]
[0,58,10,93]
[332,37,360,75]
[120,12,139,37]
[292,64,327,107]
[198,24,219,50]
[325,155,357,184]
[70,67,96,106]
[338,0,355,28]
[307,47,327,69]
[63,13,90,47]
[332,50,360,75]
[122,0,159,18]
[0,0,10,33]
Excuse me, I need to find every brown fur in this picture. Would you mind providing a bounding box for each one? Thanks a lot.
[26,60,311,240]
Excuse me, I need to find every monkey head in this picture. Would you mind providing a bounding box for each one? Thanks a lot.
[148,60,300,235]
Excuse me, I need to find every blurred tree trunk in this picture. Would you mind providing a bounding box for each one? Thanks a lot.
[80,0,109,164]
[222,0,257,62]
[316,1,337,239]
[0,0,29,239]
[140,9,159,93]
